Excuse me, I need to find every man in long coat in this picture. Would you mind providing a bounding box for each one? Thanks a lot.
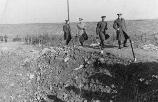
[113,13,129,49]
[96,16,108,49]
[77,18,87,46]
[63,20,72,45]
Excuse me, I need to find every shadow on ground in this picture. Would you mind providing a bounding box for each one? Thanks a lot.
[47,95,65,102]
[65,61,158,102]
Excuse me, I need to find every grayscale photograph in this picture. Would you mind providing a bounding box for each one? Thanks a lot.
[0,0,158,102]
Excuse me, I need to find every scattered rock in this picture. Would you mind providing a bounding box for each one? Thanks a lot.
[142,44,158,51]
[64,57,70,62]
[90,43,100,47]
[74,65,84,71]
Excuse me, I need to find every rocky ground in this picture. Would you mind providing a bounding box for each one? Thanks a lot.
[0,42,158,102]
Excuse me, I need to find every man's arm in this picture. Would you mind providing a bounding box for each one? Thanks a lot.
[105,22,108,30]
[76,24,79,36]
[83,22,86,30]
[63,25,66,33]
[113,20,118,30]
[96,22,100,35]
[68,25,71,33]
[122,18,127,30]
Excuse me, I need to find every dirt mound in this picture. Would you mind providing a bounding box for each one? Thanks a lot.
[21,45,158,102]
[0,42,158,102]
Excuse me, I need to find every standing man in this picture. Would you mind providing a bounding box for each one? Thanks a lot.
[63,20,72,45]
[0,36,3,42]
[77,18,87,46]
[4,35,8,42]
[113,13,129,49]
[96,16,108,49]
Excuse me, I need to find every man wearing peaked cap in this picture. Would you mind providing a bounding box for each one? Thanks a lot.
[96,16,109,49]
[117,13,122,15]
[101,16,106,18]
[63,19,72,45]
[113,13,129,49]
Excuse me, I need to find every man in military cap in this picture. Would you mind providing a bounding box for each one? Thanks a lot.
[96,16,108,49]
[77,18,87,46]
[113,13,129,49]
[63,19,72,45]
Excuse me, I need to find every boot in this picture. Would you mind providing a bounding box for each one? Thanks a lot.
[118,41,121,49]
[100,41,104,49]
[80,42,83,46]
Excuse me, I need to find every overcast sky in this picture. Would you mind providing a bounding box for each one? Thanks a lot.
[0,0,157,24]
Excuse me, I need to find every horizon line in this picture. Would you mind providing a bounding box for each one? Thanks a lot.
[0,18,157,25]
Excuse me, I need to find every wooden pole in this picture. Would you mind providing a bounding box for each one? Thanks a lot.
[129,39,136,62]
[67,0,70,21]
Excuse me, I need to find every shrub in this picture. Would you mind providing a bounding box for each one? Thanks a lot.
[12,35,22,42]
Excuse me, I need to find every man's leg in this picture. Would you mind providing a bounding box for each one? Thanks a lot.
[118,40,121,49]
[65,33,69,45]
[99,32,105,49]
[66,39,68,45]
[100,40,104,49]
[123,31,129,47]
[64,33,66,40]
[116,31,122,49]
[66,34,72,45]
[79,35,84,46]
[123,39,128,47]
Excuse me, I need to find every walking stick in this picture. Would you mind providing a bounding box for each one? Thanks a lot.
[129,39,137,62]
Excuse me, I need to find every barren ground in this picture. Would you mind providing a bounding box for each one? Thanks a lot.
[0,42,39,102]
[0,41,158,102]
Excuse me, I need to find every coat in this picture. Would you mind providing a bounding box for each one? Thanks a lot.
[113,18,129,41]
[77,22,86,36]
[63,24,71,40]
[77,22,87,43]
[96,21,108,41]
[96,21,108,34]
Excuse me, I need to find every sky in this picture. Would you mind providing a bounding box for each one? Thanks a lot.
[0,0,157,24]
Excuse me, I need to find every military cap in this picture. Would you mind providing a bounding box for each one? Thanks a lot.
[117,13,122,15]
[101,16,106,18]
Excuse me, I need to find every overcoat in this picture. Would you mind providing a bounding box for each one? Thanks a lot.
[77,22,87,43]
[113,18,129,42]
[63,24,72,44]
[96,21,108,42]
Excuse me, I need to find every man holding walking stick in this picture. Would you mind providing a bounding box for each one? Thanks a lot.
[113,13,136,61]
[113,13,129,49]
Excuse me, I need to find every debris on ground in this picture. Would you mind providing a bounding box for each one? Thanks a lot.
[141,44,158,51]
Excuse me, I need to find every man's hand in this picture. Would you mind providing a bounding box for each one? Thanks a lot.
[96,36,99,39]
